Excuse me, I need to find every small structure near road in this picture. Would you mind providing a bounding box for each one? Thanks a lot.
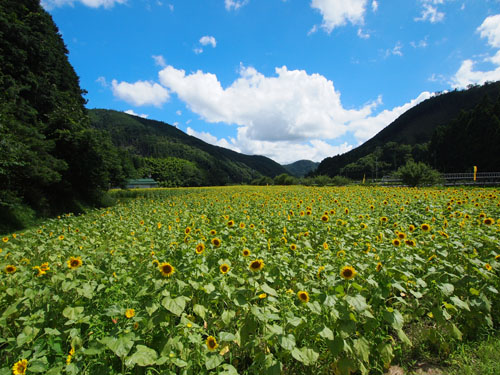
[125,178,159,189]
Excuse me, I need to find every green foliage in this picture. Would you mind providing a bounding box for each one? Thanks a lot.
[316,82,500,177]
[395,161,443,187]
[0,0,124,230]
[89,109,289,186]
[273,173,298,185]
[429,95,500,172]
[138,157,204,187]
[282,160,319,177]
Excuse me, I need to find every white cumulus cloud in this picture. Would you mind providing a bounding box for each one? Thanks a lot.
[112,64,432,163]
[451,14,500,88]
[311,0,368,33]
[200,36,217,48]
[124,109,149,118]
[477,14,500,48]
[42,0,126,9]
[111,79,169,107]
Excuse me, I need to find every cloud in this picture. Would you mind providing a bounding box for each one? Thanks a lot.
[41,0,125,9]
[112,64,432,163]
[200,36,217,48]
[186,127,241,152]
[410,38,428,48]
[152,55,166,67]
[193,48,204,54]
[477,14,500,48]
[383,42,403,58]
[357,28,370,39]
[124,109,149,118]
[96,76,108,87]
[225,0,249,11]
[415,2,445,23]
[451,14,500,88]
[158,63,430,147]
[111,79,169,107]
[310,0,368,33]
[371,0,378,12]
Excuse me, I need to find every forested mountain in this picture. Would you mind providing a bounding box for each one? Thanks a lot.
[0,0,124,232]
[315,81,500,179]
[89,109,289,186]
[283,160,319,177]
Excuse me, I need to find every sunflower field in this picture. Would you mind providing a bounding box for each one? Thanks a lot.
[1,186,499,375]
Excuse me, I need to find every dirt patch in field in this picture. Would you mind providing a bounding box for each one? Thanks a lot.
[386,364,444,375]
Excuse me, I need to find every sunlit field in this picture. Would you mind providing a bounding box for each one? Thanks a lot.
[1,186,499,375]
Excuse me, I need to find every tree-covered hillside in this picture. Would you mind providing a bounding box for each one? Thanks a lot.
[283,160,319,177]
[315,81,500,179]
[0,0,124,232]
[88,109,289,186]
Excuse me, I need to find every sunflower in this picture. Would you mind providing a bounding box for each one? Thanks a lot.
[58,235,64,240]
[139,220,145,225]
[195,243,205,254]
[380,217,388,223]
[185,227,191,234]
[157,222,162,229]
[392,239,401,246]
[321,215,329,222]
[211,238,221,247]
[67,256,83,269]
[2,236,8,243]
[397,232,406,239]
[421,223,431,232]
[227,220,235,227]
[32,266,46,276]
[152,259,160,267]
[405,239,416,246]
[239,222,246,229]
[376,262,383,272]
[219,264,230,274]
[290,244,297,251]
[483,218,494,225]
[40,262,50,271]
[360,223,367,229]
[409,224,416,232]
[340,265,356,280]
[206,336,218,351]
[125,308,135,318]
[242,248,251,257]
[297,291,310,303]
[496,254,500,261]
[12,359,28,375]
[336,250,346,258]
[5,265,16,274]
[323,242,329,250]
[159,262,175,277]
[249,259,264,272]
[317,266,325,278]
[485,263,492,271]
[259,293,267,299]
[210,229,217,235]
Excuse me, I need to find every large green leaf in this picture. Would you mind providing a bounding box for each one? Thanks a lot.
[162,296,187,316]
[125,345,158,367]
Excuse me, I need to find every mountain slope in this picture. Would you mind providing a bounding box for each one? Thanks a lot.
[283,160,319,177]
[316,81,500,177]
[89,109,289,185]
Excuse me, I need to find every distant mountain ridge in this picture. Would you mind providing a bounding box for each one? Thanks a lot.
[89,109,289,186]
[283,160,319,177]
[315,81,500,178]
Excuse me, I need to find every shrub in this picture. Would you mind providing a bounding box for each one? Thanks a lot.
[395,161,443,187]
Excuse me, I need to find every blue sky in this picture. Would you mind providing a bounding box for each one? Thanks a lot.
[43,0,500,164]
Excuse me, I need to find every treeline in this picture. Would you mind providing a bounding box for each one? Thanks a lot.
[315,81,500,178]
[0,0,127,232]
[88,109,288,187]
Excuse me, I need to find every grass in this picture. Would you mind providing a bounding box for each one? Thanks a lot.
[444,334,500,375]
